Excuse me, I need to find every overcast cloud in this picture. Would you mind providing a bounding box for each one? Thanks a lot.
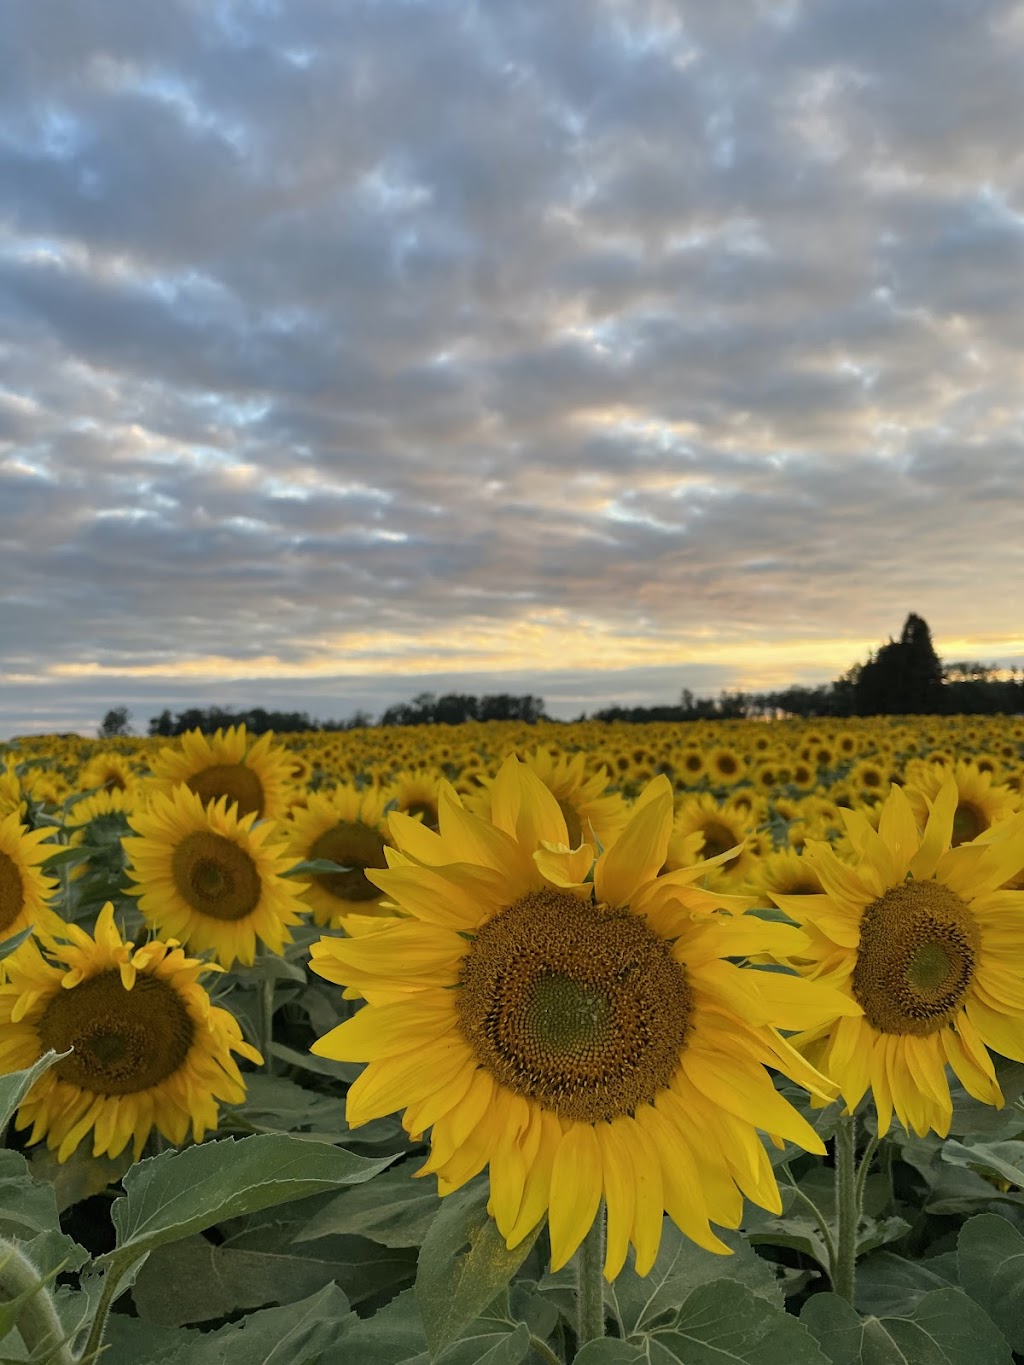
[2,0,1024,737]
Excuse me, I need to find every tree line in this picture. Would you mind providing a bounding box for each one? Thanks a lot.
[95,614,1023,736]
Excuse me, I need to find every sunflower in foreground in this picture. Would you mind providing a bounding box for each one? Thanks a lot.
[0,811,62,947]
[0,903,261,1160]
[774,777,1024,1138]
[310,759,856,1277]
[123,786,308,967]
[149,724,295,821]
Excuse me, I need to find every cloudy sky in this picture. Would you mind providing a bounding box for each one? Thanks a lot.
[2,0,1024,737]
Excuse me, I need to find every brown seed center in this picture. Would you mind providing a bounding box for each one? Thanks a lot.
[39,970,195,1094]
[0,851,25,935]
[309,821,388,903]
[456,889,693,1122]
[853,880,979,1036]
[171,830,262,921]
[186,763,265,819]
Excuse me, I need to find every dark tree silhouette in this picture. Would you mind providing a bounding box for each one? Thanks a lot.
[98,707,133,737]
[853,612,944,715]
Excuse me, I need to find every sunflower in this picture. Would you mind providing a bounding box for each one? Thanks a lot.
[309,758,853,1277]
[149,724,295,822]
[904,758,1019,848]
[754,848,825,899]
[0,903,261,1160]
[774,777,1024,1137]
[285,785,394,928]
[78,750,138,796]
[0,811,62,946]
[706,746,746,787]
[671,794,759,888]
[123,786,308,968]
[385,768,445,832]
[472,749,629,853]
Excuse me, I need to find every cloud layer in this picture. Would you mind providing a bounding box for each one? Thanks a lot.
[2,0,1024,735]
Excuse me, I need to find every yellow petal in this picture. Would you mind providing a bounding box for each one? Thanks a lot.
[596,1119,635,1281]
[534,841,595,891]
[490,755,568,849]
[909,778,957,880]
[507,1109,561,1250]
[595,776,673,908]
[548,1122,603,1271]
[311,998,455,1062]
[681,1047,826,1153]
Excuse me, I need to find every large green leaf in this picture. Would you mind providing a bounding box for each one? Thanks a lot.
[607,1222,782,1339]
[0,1053,65,1136]
[957,1212,1024,1353]
[341,1287,428,1364]
[574,1344,646,1364]
[171,1282,355,1363]
[802,1287,1012,1365]
[854,1252,958,1317]
[0,1149,88,1279]
[415,1180,543,1359]
[644,1278,829,1364]
[100,1134,396,1268]
[294,1162,441,1248]
[131,1232,415,1326]
[942,1139,1024,1189]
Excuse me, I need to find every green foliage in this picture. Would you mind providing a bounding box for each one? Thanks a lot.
[0,1054,64,1138]
[802,1288,1013,1364]
[414,1180,543,1358]
[102,1133,397,1266]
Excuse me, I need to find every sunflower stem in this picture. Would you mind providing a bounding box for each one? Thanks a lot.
[574,1204,606,1351]
[0,1238,75,1365]
[258,967,276,1075]
[832,1112,859,1304]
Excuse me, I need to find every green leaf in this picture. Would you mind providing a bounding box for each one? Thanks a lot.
[0,1053,66,1136]
[283,858,353,877]
[0,926,32,962]
[645,1277,829,1363]
[100,1133,397,1268]
[854,1252,959,1317]
[172,1282,355,1363]
[415,1179,543,1358]
[957,1212,1024,1352]
[607,1222,783,1339]
[225,1073,348,1140]
[295,1162,441,1248]
[131,1232,415,1326]
[941,1138,1024,1189]
[39,845,103,870]
[433,1320,532,1365]
[29,1143,132,1215]
[802,1287,1013,1365]
[573,1343,646,1364]
[0,1149,88,1279]
[341,1287,428,1364]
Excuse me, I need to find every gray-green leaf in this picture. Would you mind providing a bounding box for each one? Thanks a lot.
[415,1180,542,1358]
[101,1133,396,1267]
[957,1212,1024,1353]
[802,1287,1012,1365]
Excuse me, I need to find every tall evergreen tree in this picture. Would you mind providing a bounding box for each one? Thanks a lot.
[853,613,944,715]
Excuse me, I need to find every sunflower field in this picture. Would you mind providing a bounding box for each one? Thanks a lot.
[3,715,1024,1364]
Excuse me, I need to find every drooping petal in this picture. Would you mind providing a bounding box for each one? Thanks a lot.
[594,776,674,908]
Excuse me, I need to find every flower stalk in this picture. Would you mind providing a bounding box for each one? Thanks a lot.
[574,1205,606,1351]
[831,1112,859,1303]
[0,1238,75,1365]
